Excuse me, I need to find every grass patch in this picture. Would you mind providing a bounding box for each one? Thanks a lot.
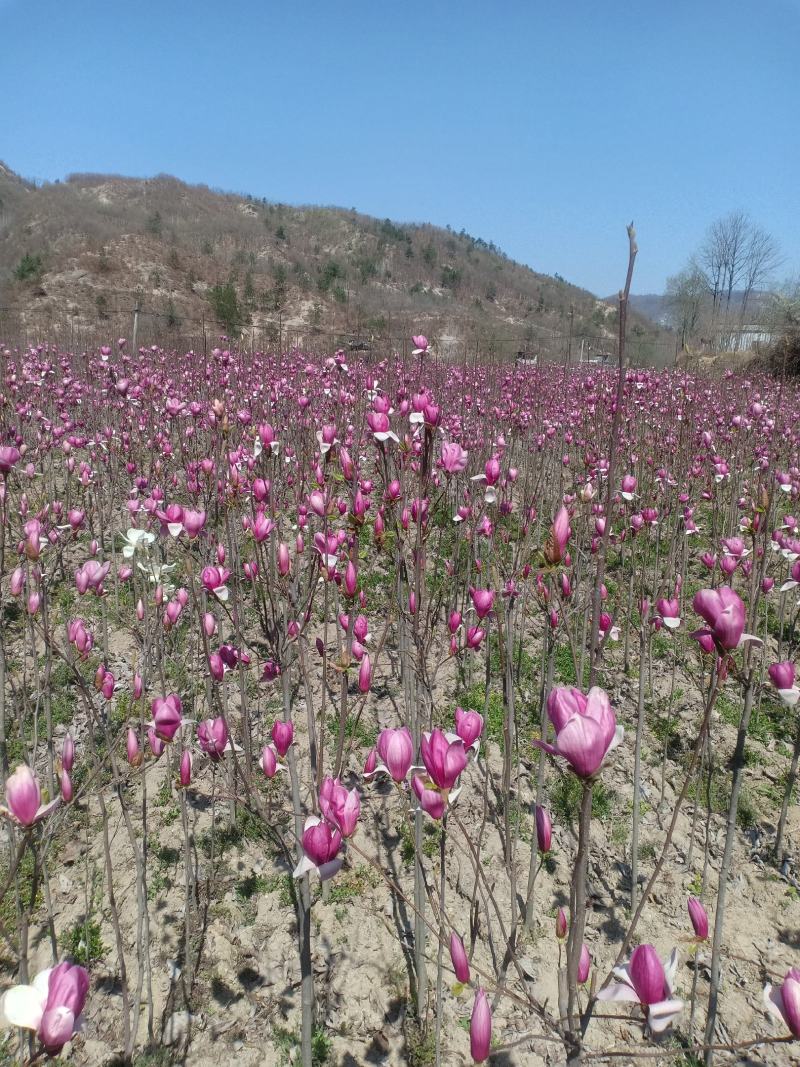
[326,863,380,903]
[327,711,376,750]
[272,1024,331,1065]
[548,774,614,825]
[60,916,106,967]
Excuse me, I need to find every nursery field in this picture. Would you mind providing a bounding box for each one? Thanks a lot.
[1,337,800,1067]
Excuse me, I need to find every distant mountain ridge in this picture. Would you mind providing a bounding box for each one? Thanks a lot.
[0,162,666,357]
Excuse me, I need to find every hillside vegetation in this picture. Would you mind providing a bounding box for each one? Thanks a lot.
[0,162,669,360]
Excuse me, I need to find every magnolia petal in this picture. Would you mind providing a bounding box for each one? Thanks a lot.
[764,983,786,1025]
[597,981,639,1003]
[608,724,625,753]
[318,857,344,882]
[33,797,61,823]
[778,688,800,707]
[738,633,763,646]
[647,998,684,1033]
[664,947,679,991]
[532,738,560,759]
[362,761,391,781]
[214,586,229,602]
[1,984,46,1031]
[662,617,680,629]
[292,854,316,879]
[167,522,184,537]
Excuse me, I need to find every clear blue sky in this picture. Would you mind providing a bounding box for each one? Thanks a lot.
[2,0,798,294]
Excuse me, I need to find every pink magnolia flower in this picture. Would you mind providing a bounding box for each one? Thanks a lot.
[293,815,343,881]
[450,931,470,983]
[260,743,284,778]
[319,777,360,837]
[126,728,142,767]
[470,587,494,620]
[544,506,571,565]
[1,961,89,1054]
[371,727,414,782]
[179,750,193,787]
[687,897,708,941]
[465,625,486,651]
[411,774,447,819]
[151,694,183,742]
[0,445,21,474]
[75,559,110,596]
[454,707,484,749]
[578,944,591,984]
[598,944,683,1033]
[556,907,568,939]
[2,764,59,826]
[764,967,800,1038]
[147,728,165,758]
[420,729,467,791]
[61,734,75,774]
[656,597,680,630]
[535,805,552,853]
[201,565,231,601]
[691,586,749,651]
[411,334,429,355]
[358,654,372,693]
[470,988,492,1063]
[441,442,468,474]
[620,474,637,500]
[271,719,294,757]
[768,661,799,706]
[535,686,623,778]
[196,717,229,761]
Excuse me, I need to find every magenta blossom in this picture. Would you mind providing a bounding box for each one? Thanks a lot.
[319,776,361,837]
[535,805,552,853]
[578,944,591,984]
[271,719,294,757]
[687,897,708,941]
[535,686,623,778]
[764,967,800,1038]
[420,729,467,791]
[470,988,492,1063]
[293,815,343,881]
[411,774,448,820]
[691,586,749,651]
[1,961,89,1054]
[768,661,799,706]
[450,932,470,983]
[598,945,683,1033]
[544,505,571,565]
[441,441,468,474]
[454,707,484,749]
[470,587,495,619]
[151,694,183,742]
[196,716,229,760]
[2,764,59,827]
[201,565,231,601]
[371,727,414,782]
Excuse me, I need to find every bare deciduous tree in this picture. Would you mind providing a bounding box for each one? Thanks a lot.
[665,264,707,345]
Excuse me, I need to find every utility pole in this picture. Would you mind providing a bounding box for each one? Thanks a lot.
[131,300,140,356]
